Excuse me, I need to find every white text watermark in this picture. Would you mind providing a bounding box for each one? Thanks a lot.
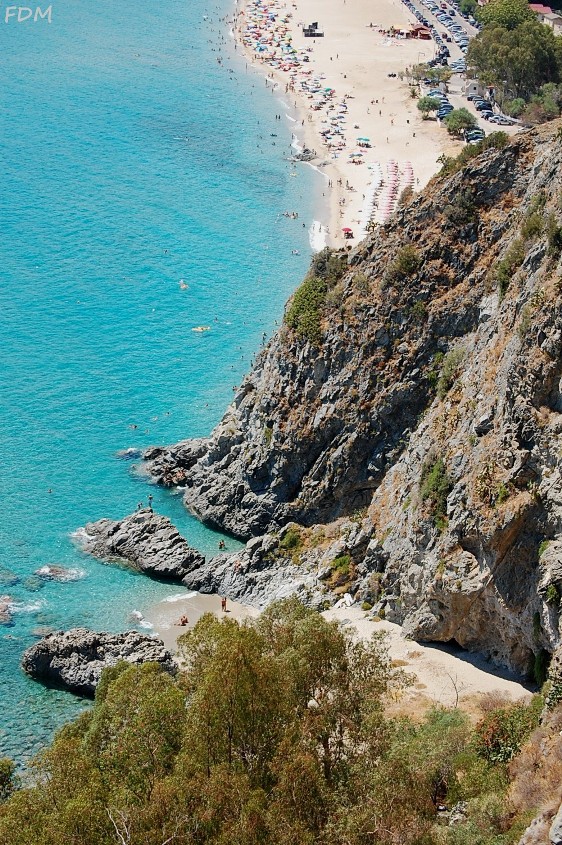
[4,5,52,22]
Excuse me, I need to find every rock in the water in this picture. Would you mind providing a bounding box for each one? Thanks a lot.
[0,595,12,626]
[23,576,45,592]
[21,628,176,696]
[35,565,85,582]
[74,509,205,582]
[0,569,19,588]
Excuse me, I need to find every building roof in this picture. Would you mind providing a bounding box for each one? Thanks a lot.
[529,3,552,13]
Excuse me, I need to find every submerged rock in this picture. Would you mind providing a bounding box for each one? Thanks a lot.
[0,596,12,626]
[0,569,20,588]
[23,576,45,592]
[75,509,205,582]
[21,628,176,696]
[34,565,84,582]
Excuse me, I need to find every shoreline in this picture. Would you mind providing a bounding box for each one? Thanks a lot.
[141,590,259,653]
[233,0,464,248]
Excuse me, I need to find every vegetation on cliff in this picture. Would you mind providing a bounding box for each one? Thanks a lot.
[0,600,556,845]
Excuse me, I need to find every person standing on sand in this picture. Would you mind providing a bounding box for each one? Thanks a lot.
[221,597,227,612]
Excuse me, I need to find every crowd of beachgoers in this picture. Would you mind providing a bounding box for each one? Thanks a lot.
[236,0,449,244]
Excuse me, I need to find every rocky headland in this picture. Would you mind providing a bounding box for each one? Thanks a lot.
[137,121,562,678]
[74,509,205,582]
[21,628,176,696]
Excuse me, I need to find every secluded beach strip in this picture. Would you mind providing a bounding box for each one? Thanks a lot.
[143,591,259,653]
[145,592,530,710]
[325,606,532,712]
[236,0,463,247]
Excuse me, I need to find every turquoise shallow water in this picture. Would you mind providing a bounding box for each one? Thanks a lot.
[0,0,321,765]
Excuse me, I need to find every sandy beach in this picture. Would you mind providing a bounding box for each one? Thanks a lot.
[144,590,530,712]
[142,590,259,653]
[236,0,464,247]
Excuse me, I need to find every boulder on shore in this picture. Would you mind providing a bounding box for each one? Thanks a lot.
[75,509,205,582]
[21,628,176,696]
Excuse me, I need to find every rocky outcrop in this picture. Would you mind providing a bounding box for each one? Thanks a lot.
[75,509,205,582]
[140,121,562,675]
[0,596,12,626]
[143,129,530,540]
[34,565,84,582]
[21,628,176,696]
[180,519,370,610]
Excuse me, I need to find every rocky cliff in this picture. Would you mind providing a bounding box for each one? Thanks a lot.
[74,509,205,582]
[144,121,562,675]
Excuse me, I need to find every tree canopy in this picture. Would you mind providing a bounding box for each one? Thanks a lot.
[475,0,535,30]
[417,96,442,118]
[443,108,478,135]
[467,20,562,101]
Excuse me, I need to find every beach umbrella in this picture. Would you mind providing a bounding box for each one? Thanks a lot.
[342,227,353,233]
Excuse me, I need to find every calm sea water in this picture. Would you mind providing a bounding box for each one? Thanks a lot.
[0,0,322,765]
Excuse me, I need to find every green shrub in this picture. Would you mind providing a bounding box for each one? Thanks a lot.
[310,247,347,284]
[286,249,348,343]
[504,97,526,117]
[437,347,465,399]
[279,527,303,552]
[528,191,547,215]
[383,245,421,288]
[285,275,328,344]
[520,211,544,241]
[494,238,525,297]
[332,554,351,577]
[427,351,444,389]
[443,190,478,226]
[420,458,452,531]
[546,213,562,257]
[263,425,273,446]
[409,299,427,320]
[473,698,542,764]
[545,583,559,605]
[361,601,373,611]
[538,539,550,557]
[0,758,18,803]
[438,132,509,176]
[494,483,510,505]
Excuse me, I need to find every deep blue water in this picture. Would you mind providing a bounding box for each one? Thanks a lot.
[0,0,321,765]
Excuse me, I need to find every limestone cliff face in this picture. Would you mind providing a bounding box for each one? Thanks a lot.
[145,121,562,673]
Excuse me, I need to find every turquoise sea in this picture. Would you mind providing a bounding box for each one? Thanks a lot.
[0,0,322,765]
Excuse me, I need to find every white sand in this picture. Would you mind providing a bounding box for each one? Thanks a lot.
[325,605,532,712]
[142,590,259,653]
[237,0,464,246]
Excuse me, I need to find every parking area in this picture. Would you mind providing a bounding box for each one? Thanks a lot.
[400,0,521,141]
